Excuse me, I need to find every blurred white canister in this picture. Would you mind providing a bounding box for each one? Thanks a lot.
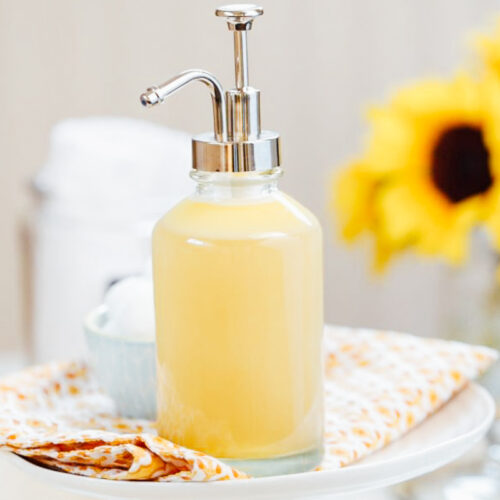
[31,117,191,362]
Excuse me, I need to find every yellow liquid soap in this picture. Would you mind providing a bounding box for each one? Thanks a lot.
[153,188,324,464]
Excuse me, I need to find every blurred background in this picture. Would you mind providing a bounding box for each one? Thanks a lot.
[1,0,500,360]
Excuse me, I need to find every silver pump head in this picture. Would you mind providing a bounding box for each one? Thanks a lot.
[140,4,281,173]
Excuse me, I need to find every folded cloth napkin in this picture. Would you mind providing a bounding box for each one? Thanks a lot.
[0,327,496,481]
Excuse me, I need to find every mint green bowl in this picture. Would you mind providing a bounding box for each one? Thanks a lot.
[84,305,157,420]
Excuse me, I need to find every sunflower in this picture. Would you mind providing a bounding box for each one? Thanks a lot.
[335,74,500,268]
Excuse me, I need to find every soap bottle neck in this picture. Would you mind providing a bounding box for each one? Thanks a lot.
[190,168,282,201]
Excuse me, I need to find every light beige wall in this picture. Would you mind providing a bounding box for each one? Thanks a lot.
[0,0,498,352]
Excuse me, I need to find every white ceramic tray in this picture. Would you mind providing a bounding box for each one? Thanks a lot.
[1,383,494,500]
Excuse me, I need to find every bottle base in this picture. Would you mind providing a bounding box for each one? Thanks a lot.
[221,447,323,477]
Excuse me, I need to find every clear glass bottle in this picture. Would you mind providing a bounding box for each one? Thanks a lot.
[153,169,323,475]
[142,4,324,475]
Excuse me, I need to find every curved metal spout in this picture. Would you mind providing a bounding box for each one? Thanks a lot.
[140,70,227,142]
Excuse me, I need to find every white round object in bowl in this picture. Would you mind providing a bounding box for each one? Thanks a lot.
[84,305,156,420]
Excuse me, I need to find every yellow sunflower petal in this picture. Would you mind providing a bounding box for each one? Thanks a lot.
[333,164,380,240]
[475,17,500,77]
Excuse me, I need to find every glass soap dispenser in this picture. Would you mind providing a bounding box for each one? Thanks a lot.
[141,4,324,476]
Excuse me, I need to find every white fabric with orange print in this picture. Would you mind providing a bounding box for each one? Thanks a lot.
[0,327,496,481]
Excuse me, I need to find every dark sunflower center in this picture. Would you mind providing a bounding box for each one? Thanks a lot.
[431,126,492,203]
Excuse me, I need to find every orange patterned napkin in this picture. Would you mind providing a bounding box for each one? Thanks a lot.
[0,326,496,481]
